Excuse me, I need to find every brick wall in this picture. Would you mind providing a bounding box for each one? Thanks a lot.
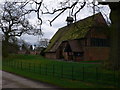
[45,52,57,59]
[84,47,110,61]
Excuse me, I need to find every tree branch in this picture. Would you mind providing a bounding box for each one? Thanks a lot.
[49,9,66,26]
[42,1,78,14]
[74,1,86,21]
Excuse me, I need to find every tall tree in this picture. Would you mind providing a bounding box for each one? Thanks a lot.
[0,1,36,57]
[38,38,49,48]
[109,2,120,70]
[98,1,120,70]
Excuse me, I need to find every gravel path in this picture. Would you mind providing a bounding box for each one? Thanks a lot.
[1,70,60,89]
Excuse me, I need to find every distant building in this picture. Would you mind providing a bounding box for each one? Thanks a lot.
[18,50,26,54]
[45,13,110,61]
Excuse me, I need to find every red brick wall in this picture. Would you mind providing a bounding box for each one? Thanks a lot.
[18,51,26,54]
[83,29,110,61]
[45,47,110,61]
[45,52,57,59]
[74,56,84,62]
[84,47,110,61]
[30,51,36,55]
[63,52,73,61]
[86,28,109,46]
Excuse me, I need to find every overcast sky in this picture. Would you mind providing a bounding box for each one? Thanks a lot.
[0,0,111,45]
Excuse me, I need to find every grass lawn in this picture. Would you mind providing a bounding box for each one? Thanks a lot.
[2,54,120,88]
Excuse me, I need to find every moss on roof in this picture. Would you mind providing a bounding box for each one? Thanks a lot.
[45,13,108,52]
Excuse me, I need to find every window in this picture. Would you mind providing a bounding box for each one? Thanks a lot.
[91,38,109,47]
[79,38,87,46]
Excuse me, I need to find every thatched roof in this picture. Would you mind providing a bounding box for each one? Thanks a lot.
[45,13,108,52]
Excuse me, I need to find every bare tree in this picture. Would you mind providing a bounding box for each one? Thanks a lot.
[38,38,49,48]
[29,0,87,26]
[98,0,120,70]
[0,1,38,57]
[19,0,111,26]
[15,0,97,26]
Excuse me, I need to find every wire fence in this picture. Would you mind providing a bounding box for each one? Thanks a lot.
[2,60,120,87]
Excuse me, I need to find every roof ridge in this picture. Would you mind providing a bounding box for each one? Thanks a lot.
[59,12,102,30]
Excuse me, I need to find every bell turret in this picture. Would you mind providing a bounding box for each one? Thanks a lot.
[66,16,74,25]
[66,0,74,26]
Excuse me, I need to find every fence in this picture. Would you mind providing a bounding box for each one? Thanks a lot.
[2,60,120,87]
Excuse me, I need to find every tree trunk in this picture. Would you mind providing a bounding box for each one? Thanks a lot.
[2,35,9,57]
[107,3,120,70]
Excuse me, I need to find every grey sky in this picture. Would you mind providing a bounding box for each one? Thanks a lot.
[0,0,111,45]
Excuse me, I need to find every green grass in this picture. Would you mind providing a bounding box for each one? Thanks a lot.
[2,54,120,88]
[3,54,101,67]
